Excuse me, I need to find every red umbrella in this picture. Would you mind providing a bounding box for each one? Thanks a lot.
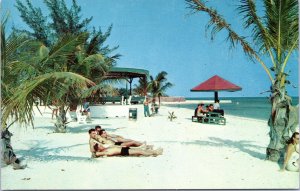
[190,75,242,102]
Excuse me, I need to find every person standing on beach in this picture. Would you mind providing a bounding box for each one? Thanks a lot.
[51,100,59,120]
[281,132,299,172]
[143,97,151,117]
[83,100,91,120]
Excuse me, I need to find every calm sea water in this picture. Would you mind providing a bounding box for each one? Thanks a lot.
[167,97,299,121]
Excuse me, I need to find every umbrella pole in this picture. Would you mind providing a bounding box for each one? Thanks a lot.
[214,91,218,102]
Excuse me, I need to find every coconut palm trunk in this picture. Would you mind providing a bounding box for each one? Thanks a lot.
[54,106,68,133]
[1,127,27,169]
[266,79,298,161]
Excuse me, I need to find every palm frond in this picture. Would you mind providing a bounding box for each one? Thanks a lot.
[41,32,88,66]
[2,71,94,127]
[265,0,298,66]
[237,0,276,66]
[185,0,273,81]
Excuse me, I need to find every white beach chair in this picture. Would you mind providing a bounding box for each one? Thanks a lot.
[121,96,125,105]
[127,95,132,105]
[76,110,87,124]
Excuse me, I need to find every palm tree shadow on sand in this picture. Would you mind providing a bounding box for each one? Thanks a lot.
[182,137,266,160]
[16,140,91,162]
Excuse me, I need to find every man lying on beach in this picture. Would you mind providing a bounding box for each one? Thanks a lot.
[95,125,127,140]
[89,129,152,152]
[94,125,151,147]
[99,129,147,148]
[88,129,162,157]
[92,142,163,157]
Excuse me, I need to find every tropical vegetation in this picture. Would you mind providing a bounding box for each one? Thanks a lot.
[8,0,121,132]
[135,71,173,105]
[186,0,299,161]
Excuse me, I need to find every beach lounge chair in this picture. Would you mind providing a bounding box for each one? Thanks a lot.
[126,96,132,105]
[76,110,87,124]
[201,112,226,125]
[121,96,125,105]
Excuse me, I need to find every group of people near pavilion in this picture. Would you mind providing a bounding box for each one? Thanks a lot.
[194,99,224,117]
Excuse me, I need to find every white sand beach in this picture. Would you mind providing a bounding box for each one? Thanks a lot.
[1,104,299,189]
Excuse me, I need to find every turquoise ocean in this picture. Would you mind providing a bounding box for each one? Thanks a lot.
[167,97,299,121]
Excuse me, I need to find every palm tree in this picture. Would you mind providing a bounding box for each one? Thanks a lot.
[186,0,298,161]
[133,78,150,96]
[13,0,120,120]
[148,71,173,106]
[1,15,97,167]
[1,14,97,132]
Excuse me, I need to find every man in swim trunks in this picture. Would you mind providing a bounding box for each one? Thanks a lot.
[99,129,145,147]
[95,125,127,140]
[92,140,163,157]
[89,129,157,157]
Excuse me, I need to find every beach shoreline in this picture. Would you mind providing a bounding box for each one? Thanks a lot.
[1,105,299,189]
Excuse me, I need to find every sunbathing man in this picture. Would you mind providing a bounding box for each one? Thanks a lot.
[99,129,147,148]
[88,129,162,157]
[94,125,150,146]
[88,129,110,153]
[95,125,127,140]
[93,143,163,157]
[89,129,151,153]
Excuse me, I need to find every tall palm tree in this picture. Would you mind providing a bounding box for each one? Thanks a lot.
[133,78,150,96]
[186,0,298,161]
[149,71,173,106]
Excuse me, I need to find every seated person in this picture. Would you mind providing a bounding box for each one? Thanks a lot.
[88,129,111,153]
[196,103,208,116]
[208,104,214,112]
[93,143,163,157]
[194,106,199,117]
[281,132,299,172]
[213,100,224,116]
[213,100,220,110]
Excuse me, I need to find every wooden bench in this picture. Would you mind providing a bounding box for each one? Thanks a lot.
[201,112,226,125]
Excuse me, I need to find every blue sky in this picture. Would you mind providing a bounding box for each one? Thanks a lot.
[2,0,299,98]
